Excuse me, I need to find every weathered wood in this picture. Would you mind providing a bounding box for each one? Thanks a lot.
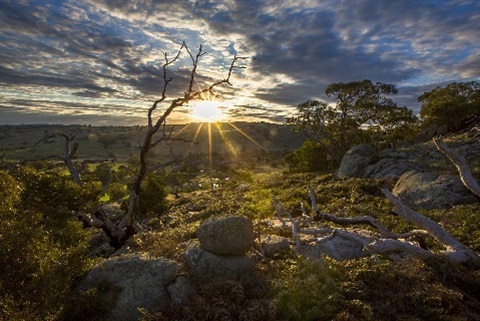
[273,188,480,266]
[433,137,480,198]
[382,188,480,266]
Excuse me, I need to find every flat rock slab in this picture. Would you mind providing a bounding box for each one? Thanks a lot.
[393,170,478,209]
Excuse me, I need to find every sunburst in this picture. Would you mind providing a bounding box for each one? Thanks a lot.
[190,100,226,122]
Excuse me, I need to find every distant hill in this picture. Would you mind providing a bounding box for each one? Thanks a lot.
[0,122,305,162]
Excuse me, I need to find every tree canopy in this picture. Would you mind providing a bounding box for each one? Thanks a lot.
[419,81,480,132]
[286,80,417,170]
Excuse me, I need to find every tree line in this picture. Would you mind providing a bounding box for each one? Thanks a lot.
[285,80,479,172]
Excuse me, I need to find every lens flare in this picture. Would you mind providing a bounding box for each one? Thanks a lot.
[190,100,226,122]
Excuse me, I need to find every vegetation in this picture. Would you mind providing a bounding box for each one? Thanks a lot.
[286,80,418,171]
[419,81,480,132]
[1,77,479,320]
[0,168,97,320]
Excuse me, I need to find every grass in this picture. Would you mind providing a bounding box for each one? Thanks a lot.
[132,168,480,320]
[3,125,479,320]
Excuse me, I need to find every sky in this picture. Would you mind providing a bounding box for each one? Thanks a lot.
[0,0,479,125]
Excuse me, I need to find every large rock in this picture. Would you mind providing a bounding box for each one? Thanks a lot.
[167,276,196,305]
[75,255,178,321]
[393,170,478,209]
[183,242,256,279]
[197,216,254,255]
[363,158,417,179]
[299,233,367,261]
[335,144,374,178]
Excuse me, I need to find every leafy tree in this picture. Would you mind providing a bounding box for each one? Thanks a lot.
[286,80,417,170]
[0,168,95,320]
[418,81,480,132]
[285,139,334,172]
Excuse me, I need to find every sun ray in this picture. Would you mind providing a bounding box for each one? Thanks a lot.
[190,122,204,148]
[215,122,238,160]
[208,122,212,169]
[172,123,192,137]
[226,122,265,151]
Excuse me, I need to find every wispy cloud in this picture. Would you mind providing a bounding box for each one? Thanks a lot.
[0,0,478,124]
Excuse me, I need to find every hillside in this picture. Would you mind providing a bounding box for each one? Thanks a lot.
[0,122,304,163]
[1,125,480,320]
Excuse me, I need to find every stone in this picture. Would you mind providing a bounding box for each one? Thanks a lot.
[183,242,256,279]
[259,235,290,258]
[76,255,178,321]
[393,170,478,209]
[299,234,366,261]
[363,158,417,179]
[167,276,196,305]
[335,144,374,178]
[197,216,254,255]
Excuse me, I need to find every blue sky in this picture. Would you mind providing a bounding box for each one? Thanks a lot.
[0,0,479,125]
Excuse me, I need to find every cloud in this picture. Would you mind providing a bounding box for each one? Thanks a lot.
[0,0,478,125]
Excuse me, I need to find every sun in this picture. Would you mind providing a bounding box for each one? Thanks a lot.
[190,100,226,122]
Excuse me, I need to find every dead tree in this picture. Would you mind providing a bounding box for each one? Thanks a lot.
[103,42,247,244]
[33,133,82,185]
[273,136,480,266]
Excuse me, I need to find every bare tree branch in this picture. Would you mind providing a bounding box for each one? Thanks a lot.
[308,186,398,238]
[382,188,480,265]
[123,43,246,241]
[272,197,302,251]
[34,133,82,185]
[433,136,480,198]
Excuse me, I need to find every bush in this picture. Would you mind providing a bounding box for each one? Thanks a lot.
[0,168,95,320]
[272,257,343,321]
[137,172,169,218]
[285,139,335,172]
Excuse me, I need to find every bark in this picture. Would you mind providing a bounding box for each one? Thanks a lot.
[33,133,82,185]
[273,188,480,266]
[382,188,480,266]
[433,137,480,198]
[272,198,303,252]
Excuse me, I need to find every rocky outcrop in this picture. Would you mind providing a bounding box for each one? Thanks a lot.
[184,215,256,279]
[335,144,374,178]
[183,242,256,279]
[74,255,179,321]
[197,216,254,255]
[167,276,196,305]
[393,170,478,209]
[336,144,420,180]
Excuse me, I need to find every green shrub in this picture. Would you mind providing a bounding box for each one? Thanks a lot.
[419,81,480,132]
[59,281,121,321]
[137,172,169,218]
[272,257,343,321]
[0,168,95,320]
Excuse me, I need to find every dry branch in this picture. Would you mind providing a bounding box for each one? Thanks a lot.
[123,43,247,242]
[34,133,82,185]
[382,188,480,265]
[433,137,480,198]
[273,187,479,265]
[308,186,397,238]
